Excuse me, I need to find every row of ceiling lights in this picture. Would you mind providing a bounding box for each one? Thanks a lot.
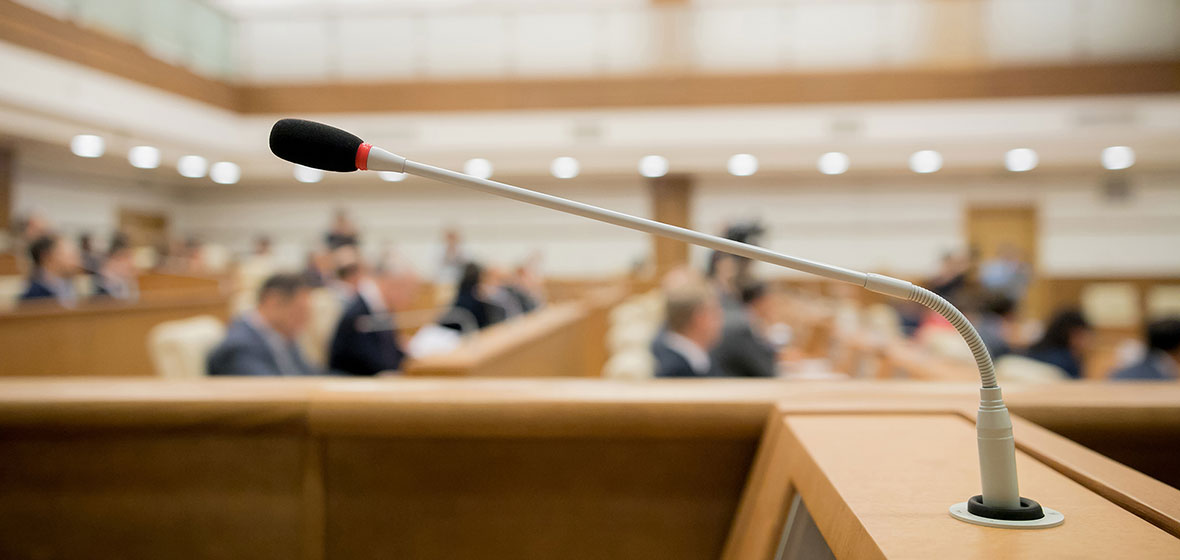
[72,134,1138,183]
[69,135,241,184]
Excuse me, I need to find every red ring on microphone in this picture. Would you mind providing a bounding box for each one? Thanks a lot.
[355,143,372,171]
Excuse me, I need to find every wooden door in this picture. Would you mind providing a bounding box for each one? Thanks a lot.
[965,205,1043,317]
[118,209,169,249]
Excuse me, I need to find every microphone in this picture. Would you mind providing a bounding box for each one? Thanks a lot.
[270,118,406,173]
[270,118,1062,529]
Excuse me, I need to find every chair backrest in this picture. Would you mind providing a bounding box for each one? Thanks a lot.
[995,354,1068,384]
[147,315,227,378]
[299,289,344,367]
[1081,282,1141,329]
[1146,285,1180,320]
[0,275,25,311]
[601,347,655,380]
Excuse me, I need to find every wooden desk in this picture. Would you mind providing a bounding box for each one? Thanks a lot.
[404,288,626,377]
[0,296,230,376]
[724,410,1180,559]
[0,379,1176,560]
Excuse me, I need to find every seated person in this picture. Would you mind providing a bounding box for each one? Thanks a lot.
[652,277,724,377]
[206,274,318,376]
[94,234,138,300]
[1112,318,1180,381]
[1024,309,1092,380]
[329,265,420,375]
[20,233,81,307]
[442,262,499,332]
[712,282,778,378]
[976,293,1018,359]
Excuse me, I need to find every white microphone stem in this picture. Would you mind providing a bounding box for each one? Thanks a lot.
[397,156,1021,508]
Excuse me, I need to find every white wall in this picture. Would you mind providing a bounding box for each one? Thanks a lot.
[694,171,1180,279]
[10,160,1180,280]
[12,164,179,243]
[170,177,653,277]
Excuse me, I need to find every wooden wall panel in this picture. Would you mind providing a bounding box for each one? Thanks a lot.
[0,296,230,376]
[649,174,692,276]
[323,437,757,560]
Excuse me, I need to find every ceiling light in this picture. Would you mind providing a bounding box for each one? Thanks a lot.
[909,150,942,174]
[1101,146,1135,170]
[1004,148,1038,172]
[178,155,208,178]
[463,158,493,179]
[70,134,104,158]
[294,164,323,183]
[550,156,580,179]
[817,152,850,175]
[638,155,668,178]
[727,154,758,177]
[210,161,241,185]
[128,145,160,169]
[379,171,406,182]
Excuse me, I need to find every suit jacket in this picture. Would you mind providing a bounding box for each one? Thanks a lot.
[711,318,777,378]
[651,332,720,378]
[329,296,406,376]
[1111,353,1179,381]
[19,277,56,302]
[207,317,315,376]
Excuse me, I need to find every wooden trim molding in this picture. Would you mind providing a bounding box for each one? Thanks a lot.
[3,0,1180,115]
[0,0,239,110]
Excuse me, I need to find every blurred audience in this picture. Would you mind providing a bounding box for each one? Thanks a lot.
[504,262,544,314]
[976,293,1019,359]
[20,234,81,307]
[980,244,1031,304]
[1111,318,1180,381]
[443,262,498,332]
[1024,309,1092,380]
[711,281,778,378]
[329,265,420,376]
[78,233,102,275]
[207,273,318,376]
[652,273,723,377]
[94,233,138,301]
[437,228,467,285]
[325,208,359,250]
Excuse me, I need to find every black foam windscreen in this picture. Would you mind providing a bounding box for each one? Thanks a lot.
[269,118,364,172]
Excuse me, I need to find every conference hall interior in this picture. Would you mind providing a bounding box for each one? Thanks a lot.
[1,0,1178,558]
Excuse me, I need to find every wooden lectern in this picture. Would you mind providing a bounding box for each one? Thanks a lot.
[724,404,1180,559]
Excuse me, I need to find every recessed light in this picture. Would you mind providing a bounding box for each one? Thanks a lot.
[550,156,580,179]
[463,158,493,179]
[727,154,758,177]
[128,145,160,169]
[818,152,850,175]
[210,161,241,184]
[70,134,104,158]
[294,164,323,183]
[909,150,942,174]
[1005,148,1038,172]
[178,155,208,178]
[1101,146,1134,170]
[638,155,668,178]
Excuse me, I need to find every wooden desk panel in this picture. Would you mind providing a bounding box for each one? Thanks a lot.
[0,297,230,376]
[724,411,1180,560]
[405,303,595,377]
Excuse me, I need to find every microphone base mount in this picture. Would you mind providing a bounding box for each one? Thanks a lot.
[950,496,1064,529]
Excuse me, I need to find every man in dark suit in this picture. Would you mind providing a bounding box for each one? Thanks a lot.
[329,265,420,375]
[712,282,779,377]
[20,234,80,307]
[1112,318,1180,381]
[207,273,318,376]
[652,275,724,378]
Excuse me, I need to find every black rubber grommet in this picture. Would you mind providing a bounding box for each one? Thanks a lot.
[966,495,1045,521]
